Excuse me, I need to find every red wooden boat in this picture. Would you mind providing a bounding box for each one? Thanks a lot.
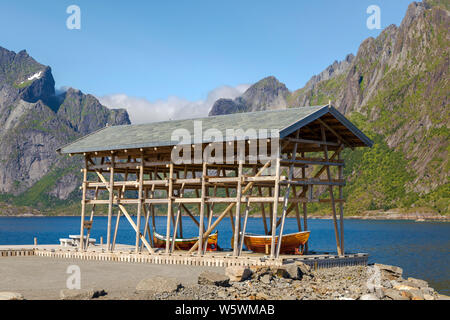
[152,230,219,251]
[243,231,310,255]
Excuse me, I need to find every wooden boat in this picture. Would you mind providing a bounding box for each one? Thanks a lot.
[243,231,310,255]
[152,230,219,251]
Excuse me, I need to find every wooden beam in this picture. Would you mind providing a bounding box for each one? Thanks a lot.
[79,157,88,251]
[107,154,115,251]
[338,152,345,254]
[270,156,281,258]
[233,161,243,256]
[286,137,340,147]
[165,163,174,253]
[321,124,342,256]
[135,153,145,252]
[198,162,207,254]
[239,196,251,255]
[317,118,352,149]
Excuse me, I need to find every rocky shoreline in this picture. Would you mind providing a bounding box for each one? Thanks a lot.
[3,262,445,301]
[131,263,447,301]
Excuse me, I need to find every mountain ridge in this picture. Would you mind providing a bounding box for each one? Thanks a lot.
[209,0,449,214]
[0,46,130,212]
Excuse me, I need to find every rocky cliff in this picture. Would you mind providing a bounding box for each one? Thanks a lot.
[0,47,130,212]
[210,0,449,214]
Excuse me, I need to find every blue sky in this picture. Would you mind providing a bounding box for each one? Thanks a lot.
[0,0,413,122]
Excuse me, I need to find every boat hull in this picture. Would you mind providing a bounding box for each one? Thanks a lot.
[243,231,310,255]
[153,231,218,251]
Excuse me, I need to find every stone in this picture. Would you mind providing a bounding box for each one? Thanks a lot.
[420,287,435,295]
[423,294,434,300]
[60,289,104,300]
[225,266,252,282]
[437,294,450,300]
[406,277,429,288]
[260,274,272,284]
[295,261,311,275]
[249,266,271,278]
[383,288,410,300]
[282,263,302,280]
[375,263,403,281]
[136,277,182,294]
[0,292,24,300]
[255,292,269,300]
[393,284,418,291]
[273,267,290,279]
[374,288,385,299]
[409,290,425,300]
[359,294,379,300]
[198,271,230,287]
[217,290,229,299]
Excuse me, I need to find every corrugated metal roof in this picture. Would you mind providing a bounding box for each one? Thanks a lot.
[57,105,373,154]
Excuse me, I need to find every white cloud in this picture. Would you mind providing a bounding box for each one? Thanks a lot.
[97,84,250,124]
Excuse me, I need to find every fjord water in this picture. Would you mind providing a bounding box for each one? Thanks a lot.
[0,217,448,294]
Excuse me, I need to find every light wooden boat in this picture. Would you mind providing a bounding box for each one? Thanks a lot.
[243,231,310,255]
[152,230,219,251]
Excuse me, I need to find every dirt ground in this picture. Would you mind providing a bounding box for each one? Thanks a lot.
[0,256,224,300]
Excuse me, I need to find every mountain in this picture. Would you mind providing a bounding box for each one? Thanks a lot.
[210,0,449,215]
[209,76,290,115]
[0,46,130,213]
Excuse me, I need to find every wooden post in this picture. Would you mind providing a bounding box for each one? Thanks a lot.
[233,160,243,256]
[165,163,174,253]
[171,184,185,252]
[106,154,115,251]
[239,196,251,255]
[34,237,37,246]
[198,162,207,255]
[112,209,121,251]
[85,184,99,250]
[321,125,342,255]
[276,132,299,258]
[270,156,281,258]
[203,185,217,254]
[113,170,127,251]
[338,150,345,254]
[301,154,308,254]
[79,156,88,251]
[222,168,235,231]
[135,152,145,252]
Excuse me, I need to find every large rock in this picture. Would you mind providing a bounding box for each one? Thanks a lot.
[60,289,105,300]
[295,261,311,275]
[382,288,410,301]
[198,271,230,287]
[225,266,252,282]
[0,292,24,300]
[273,264,302,280]
[374,263,403,280]
[136,277,182,294]
[406,277,429,288]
